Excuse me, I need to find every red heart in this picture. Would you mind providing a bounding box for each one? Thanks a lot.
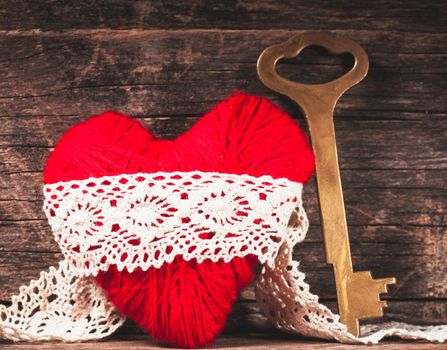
[43,92,314,347]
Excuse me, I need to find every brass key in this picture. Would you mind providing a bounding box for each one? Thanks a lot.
[257,32,396,337]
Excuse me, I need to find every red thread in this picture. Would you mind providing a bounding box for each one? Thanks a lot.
[43,92,314,348]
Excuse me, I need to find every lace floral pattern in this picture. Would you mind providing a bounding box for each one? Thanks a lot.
[43,172,304,275]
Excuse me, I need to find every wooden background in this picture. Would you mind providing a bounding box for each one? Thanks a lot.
[0,0,446,339]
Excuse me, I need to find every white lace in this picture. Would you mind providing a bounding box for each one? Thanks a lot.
[256,243,447,344]
[0,171,445,344]
[0,260,125,342]
[43,171,305,275]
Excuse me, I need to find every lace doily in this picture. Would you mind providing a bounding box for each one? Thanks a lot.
[1,171,446,344]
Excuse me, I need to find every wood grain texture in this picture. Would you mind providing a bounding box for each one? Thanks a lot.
[0,0,446,342]
[0,0,445,32]
[3,335,447,350]
[0,30,446,118]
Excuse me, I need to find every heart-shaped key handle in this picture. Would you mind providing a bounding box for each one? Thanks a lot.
[257,31,369,116]
[258,32,396,337]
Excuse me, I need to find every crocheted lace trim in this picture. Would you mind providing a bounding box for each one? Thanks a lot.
[0,260,125,342]
[1,171,445,343]
[43,171,305,275]
[256,244,447,344]
[1,171,305,342]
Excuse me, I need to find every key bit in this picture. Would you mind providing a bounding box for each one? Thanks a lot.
[342,272,396,335]
[257,31,396,337]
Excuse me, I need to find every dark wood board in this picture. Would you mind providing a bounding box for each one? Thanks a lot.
[0,2,446,348]
[0,1,445,33]
[3,335,447,350]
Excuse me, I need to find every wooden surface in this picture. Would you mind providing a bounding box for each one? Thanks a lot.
[0,0,446,348]
[2,335,447,350]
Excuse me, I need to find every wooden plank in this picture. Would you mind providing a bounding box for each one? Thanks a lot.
[0,0,445,33]
[2,336,447,350]
[0,30,446,119]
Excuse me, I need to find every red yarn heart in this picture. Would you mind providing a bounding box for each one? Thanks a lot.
[43,92,314,348]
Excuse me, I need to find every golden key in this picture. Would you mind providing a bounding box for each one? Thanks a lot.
[257,32,396,337]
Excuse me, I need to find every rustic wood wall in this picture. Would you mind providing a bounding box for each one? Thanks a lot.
[0,0,446,335]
